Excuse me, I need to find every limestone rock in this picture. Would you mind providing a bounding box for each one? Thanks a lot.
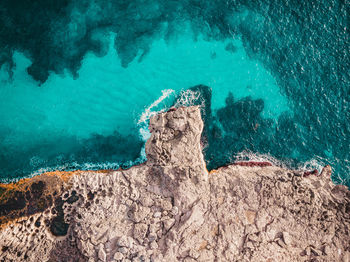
[0,106,349,262]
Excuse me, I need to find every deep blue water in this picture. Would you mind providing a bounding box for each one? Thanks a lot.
[0,0,349,186]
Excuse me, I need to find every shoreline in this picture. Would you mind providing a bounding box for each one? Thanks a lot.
[0,106,349,262]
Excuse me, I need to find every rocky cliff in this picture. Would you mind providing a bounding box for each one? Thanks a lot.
[0,106,349,262]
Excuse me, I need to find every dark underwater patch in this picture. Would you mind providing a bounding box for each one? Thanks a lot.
[0,129,143,181]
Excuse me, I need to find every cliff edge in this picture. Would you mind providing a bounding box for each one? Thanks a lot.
[0,106,349,262]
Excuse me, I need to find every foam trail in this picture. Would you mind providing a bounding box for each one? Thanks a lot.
[138,89,175,141]
[138,89,175,125]
[3,157,146,183]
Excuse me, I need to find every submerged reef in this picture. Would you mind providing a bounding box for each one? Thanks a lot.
[0,106,349,261]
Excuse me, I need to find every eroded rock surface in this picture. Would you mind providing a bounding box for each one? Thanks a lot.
[0,106,349,262]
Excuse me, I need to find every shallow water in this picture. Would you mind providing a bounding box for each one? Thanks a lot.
[0,0,349,186]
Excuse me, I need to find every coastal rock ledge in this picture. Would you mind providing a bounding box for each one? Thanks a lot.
[0,106,349,262]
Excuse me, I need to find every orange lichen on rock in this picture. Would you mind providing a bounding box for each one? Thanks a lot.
[234,161,272,167]
[0,169,110,229]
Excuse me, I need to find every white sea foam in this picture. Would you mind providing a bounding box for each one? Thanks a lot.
[174,89,201,108]
[138,89,175,125]
[233,150,328,176]
[2,153,149,183]
[29,161,120,178]
[139,127,151,141]
[233,150,290,168]
[1,160,141,183]
[301,158,326,173]
[138,89,175,142]
[137,88,204,142]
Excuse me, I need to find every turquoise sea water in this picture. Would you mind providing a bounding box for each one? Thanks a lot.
[0,0,349,185]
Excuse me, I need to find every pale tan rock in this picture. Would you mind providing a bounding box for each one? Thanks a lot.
[113,252,123,260]
[282,231,292,246]
[133,223,148,242]
[117,236,133,248]
[98,245,107,261]
[0,106,349,262]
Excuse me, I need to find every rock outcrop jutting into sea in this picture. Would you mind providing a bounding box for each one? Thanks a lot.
[0,106,349,262]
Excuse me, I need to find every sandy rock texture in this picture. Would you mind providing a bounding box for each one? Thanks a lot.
[0,106,349,262]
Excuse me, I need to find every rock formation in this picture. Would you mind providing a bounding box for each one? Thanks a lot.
[0,106,349,262]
